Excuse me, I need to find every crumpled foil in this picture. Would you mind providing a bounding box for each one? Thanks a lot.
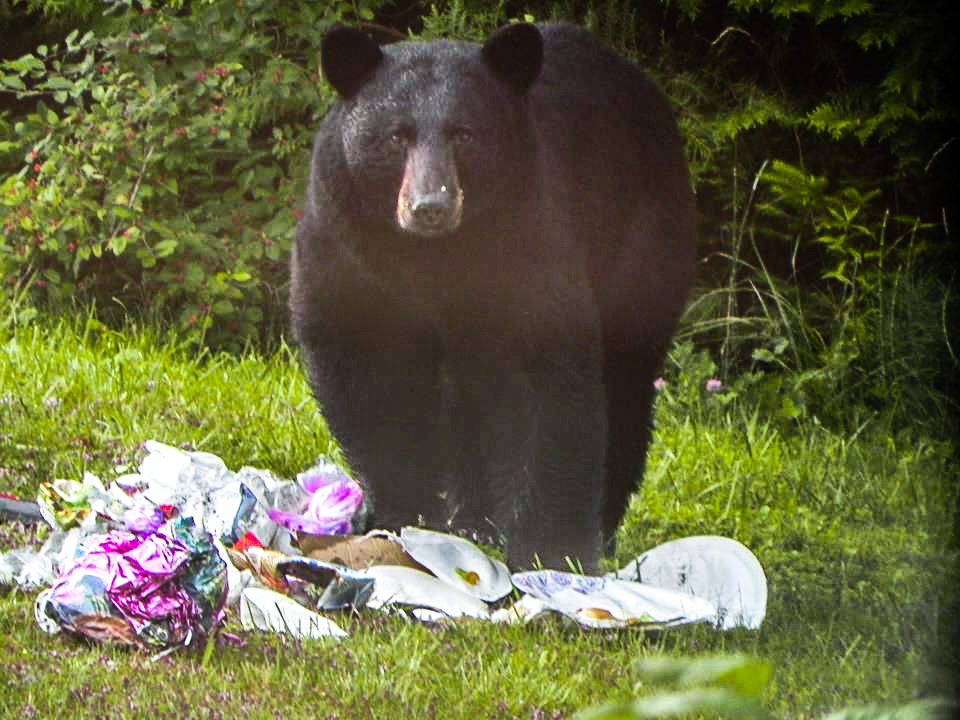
[36,517,227,650]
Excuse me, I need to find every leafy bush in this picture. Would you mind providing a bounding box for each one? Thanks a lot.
[0,0,383,350]
[677,160,958,440]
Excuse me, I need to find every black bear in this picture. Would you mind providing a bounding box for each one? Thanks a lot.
[290,22,695,571]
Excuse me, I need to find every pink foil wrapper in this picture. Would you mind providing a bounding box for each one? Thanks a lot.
[42,517,227,649]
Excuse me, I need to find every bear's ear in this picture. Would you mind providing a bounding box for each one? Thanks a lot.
[482,22,543,94]
[321,25,384,98]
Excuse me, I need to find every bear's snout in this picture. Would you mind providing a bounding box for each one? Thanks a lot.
[399,188,463,236]
[396,143,463,236]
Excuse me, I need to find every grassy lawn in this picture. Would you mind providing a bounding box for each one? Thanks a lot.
[1,317,956,719]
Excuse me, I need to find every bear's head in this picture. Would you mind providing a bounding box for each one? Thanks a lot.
[320,23,544,238]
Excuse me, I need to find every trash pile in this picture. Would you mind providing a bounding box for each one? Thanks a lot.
[0,442,767,652]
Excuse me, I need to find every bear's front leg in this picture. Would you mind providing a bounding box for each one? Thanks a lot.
[298,313,456,533]
[445,335,607,572]
[508,356,607,573]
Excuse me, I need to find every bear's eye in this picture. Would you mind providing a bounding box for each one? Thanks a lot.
[389,128,413,147]
[450,128,474,145]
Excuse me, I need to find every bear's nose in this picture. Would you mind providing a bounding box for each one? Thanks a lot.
[400,183,463,236]
[411,193,454,228]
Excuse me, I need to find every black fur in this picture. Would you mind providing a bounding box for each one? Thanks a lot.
[290,23,696,571]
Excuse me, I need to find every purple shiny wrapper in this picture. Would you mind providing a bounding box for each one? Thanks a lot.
[42,517,227,649]
[267,466,363,536]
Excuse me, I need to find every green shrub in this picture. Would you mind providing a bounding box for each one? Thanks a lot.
[678,160,958,440]
[0,0,384,350]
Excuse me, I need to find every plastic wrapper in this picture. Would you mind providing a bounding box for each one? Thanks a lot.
[26,442,356,609]
[36,517,227,650]
[3,525,109,591]
[1,547,55,590]
[227,541,302,593]
[226,540,490,620]
[267,461,364,536]
[226,542,375,611]
[315,564,376,611]
[36,473,134,531]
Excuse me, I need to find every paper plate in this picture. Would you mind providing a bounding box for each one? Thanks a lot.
[364,565,491,619]
[397,527,512,602]
[610,535,767,630]
[511,569,718,629]
[239,587,347,640]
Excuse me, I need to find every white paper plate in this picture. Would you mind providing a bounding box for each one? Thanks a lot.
[609,535,767,630]
[398,527,512,602]
[364,565,491,619]
[511,569,718,629]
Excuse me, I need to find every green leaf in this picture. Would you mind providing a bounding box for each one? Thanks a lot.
[211,300,234,315]
[821,698,957,720]
[44,77,73,91]
[1,75,27,91]
[9,55,45,74]
[184,264,205,288]
[635,655,773,698]
[109,233,128,256]
[574,702,642,720]
[153,239,178,257]
[576,688,771,720]
[780,396,801,418]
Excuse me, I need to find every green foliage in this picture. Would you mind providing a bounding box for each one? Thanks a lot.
[821,699,958,720]
[419,0,512,40]
[610,0,960,244]
[576,654,773,720]
[0,0,101,25]
[0,0,387,350]
[679,159,957,440]
[576,653,955,720]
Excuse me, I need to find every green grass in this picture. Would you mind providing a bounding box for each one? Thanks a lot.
[0,315,339,492]
[1,315,957,719]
